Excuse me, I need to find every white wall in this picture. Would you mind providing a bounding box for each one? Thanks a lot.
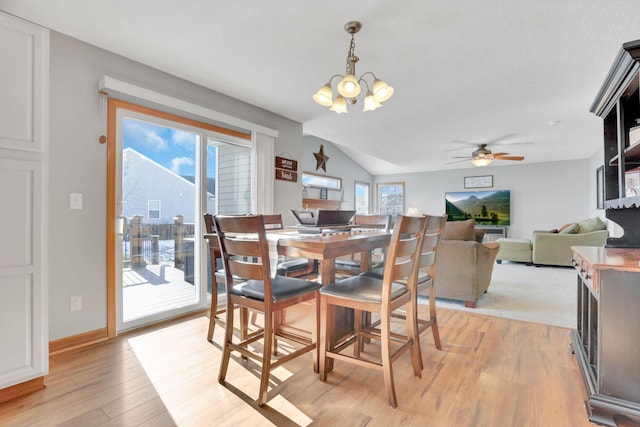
[374,159,595,240]
[48,32,304,340]
[300,136,373,214]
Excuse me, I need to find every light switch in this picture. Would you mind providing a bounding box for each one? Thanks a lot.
[70,193,83,210]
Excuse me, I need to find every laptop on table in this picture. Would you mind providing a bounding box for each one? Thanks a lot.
[289,209,356,233]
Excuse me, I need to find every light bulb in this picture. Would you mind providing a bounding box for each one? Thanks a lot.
[372,79,394,102]
[329,95,348,113]
[363,92,382,111]
[471,158,493,167]
[313,84,334,107]
[337,74,361,98]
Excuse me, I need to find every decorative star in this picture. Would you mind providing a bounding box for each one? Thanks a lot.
[314,144,330,172]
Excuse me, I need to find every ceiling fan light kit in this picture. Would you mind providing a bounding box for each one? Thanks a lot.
[313,21,394,113]
[451,143,525,167]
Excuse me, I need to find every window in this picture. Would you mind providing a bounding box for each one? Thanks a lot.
[148,200,160,219]
[301,171,342,190]
[355,181,370,214]
[376,182,405,216]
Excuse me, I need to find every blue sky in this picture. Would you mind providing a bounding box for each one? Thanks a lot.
[122,117,216,177]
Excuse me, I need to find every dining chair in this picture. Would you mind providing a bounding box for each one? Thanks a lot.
[335,214,391,275]
[318,214,428,408]
[214,214,321,406]
[203,213,226,342]
[363,214,447,367]
[263,214,316,277]
[204,213,316,341]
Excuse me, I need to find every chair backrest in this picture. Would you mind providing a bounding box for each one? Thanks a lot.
[203,213,215,233]
[419,215,447,282]
[353,214,392,231]
[213,215,274,300]
[262,214,284,230]
[381,214,428,297]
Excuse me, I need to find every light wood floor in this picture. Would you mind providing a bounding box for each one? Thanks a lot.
[0,306,596,427]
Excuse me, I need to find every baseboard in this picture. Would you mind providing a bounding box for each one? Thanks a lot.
[0,377,44,404]
[49,328,109,355]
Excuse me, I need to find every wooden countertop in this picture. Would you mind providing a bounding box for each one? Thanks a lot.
[572,245,640,271]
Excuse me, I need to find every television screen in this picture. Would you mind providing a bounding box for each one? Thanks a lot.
[445,190,510,226]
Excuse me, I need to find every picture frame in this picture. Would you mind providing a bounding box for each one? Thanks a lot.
[301,171,342,190]
[596,166,604,209]
[464,175,493,189]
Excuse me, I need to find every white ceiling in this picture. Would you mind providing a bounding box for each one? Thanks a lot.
[2,1,640,175]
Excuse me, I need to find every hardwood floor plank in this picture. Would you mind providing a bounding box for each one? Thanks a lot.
[0,307,596,426]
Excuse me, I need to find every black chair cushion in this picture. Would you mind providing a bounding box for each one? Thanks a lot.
[335,259,385,270]
[232,276,321,302]
[276,258,311,275]
[319,275,407,303]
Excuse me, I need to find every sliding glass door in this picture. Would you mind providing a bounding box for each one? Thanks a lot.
[111,101,252,332]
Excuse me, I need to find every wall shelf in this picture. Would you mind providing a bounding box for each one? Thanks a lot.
[302,198,343,210]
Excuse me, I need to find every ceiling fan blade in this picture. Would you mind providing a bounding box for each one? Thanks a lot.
[451,156,472,159]
[446,159,472,165]
[492,152,509,157]
[484,134,518,145]
[495,155,524,161]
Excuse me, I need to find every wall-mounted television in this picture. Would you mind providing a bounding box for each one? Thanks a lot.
[445,190,510,226]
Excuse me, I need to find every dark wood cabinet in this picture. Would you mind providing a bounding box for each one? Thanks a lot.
[591,39,640,247]
[571,246,640,426]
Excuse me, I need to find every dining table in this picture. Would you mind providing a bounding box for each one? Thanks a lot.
[207,226,392,371]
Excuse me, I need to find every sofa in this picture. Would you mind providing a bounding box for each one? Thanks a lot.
[434,219,500,307]
[530,217,608,267]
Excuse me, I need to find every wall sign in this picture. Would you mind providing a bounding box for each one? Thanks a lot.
[276,169,297,182]
[464,175,493,188]
[275,156,297,171]
[275,155,298,182]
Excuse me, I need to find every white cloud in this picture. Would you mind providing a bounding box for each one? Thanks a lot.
[171,156,194,174]
[123,120,169,150]
[172,129,196,148]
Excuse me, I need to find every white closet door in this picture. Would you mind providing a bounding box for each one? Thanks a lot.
[0,12,49,389]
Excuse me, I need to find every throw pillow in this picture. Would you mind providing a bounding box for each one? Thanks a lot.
[557,223,573,232]
[577,217,607,233]
[442,219,476,241]
[559,223,579,234]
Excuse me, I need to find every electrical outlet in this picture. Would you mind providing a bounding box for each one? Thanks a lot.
[70,295,82,312]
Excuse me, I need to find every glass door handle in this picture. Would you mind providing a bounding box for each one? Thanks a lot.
[117,216,127,236]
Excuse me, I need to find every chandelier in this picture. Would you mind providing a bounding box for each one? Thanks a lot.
[313,21,394,113]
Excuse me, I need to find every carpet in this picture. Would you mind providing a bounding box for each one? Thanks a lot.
[420,262,577,329]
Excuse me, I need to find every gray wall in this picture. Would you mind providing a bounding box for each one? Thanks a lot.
[49,32,304,340]
[375,158,599,240]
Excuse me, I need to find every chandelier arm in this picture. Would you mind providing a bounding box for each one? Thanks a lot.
[326,74,345,85]
[358,78,371,92]
[358,71,377,81]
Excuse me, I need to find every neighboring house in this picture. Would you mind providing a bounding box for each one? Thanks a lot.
[122,148,215,224]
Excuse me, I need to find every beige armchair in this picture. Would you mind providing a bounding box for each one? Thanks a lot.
[434,219,500,308]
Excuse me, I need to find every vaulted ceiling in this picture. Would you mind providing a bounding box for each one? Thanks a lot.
[2,1,640,174]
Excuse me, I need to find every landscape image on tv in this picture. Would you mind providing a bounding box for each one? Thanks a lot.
[445,190,510,226]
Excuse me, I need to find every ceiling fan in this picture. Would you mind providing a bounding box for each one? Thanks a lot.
[448,143,525,167]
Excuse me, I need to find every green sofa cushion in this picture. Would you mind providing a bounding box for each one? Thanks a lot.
[577,217,607,233]
[559,223,579,234]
